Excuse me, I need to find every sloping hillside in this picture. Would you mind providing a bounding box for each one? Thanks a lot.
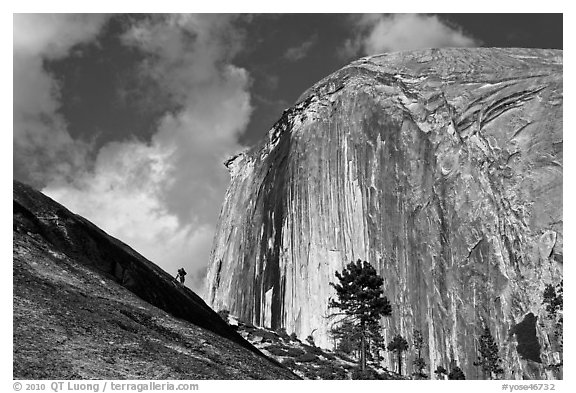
[223,315,404,380]
[13,180,297,379]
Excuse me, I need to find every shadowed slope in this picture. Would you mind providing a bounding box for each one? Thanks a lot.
[13,180,297,379]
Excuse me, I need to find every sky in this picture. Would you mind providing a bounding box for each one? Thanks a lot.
[12,13,563,296]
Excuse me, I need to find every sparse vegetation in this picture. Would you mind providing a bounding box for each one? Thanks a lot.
[285,347,306,357]
[253,328,277,342]
[232,318,404,380]
[275,327,290,340]
[315,364,347,380]
[351,366,381,380]
[266,345,288,356]
[296,352,318,362]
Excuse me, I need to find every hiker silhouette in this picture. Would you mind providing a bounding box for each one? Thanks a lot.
[175,268,187,284]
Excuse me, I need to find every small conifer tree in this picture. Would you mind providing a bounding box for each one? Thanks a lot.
[306,335,315,347]
[217,309,230,323]
[412,329,427,379]
[543,281,563,318]
[434,365,447,379]
[448,366,466,380]
[388,334,409,375]
[473,326,504,379]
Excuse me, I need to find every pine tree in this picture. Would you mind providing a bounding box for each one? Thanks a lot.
[448,366,466,380]
[388,334,409,375]
[543,281,563,318]
[542,281,563,371]
[412,329,427,379]
[434,365,447,380]
[473,326,504,379]
[413,358,427,379]
[367,319,386,363]
[329,259,392,371]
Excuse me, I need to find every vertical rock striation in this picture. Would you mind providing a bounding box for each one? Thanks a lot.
[206,48,563,379]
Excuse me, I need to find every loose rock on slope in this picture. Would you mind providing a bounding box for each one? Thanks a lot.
[206,48,563,379]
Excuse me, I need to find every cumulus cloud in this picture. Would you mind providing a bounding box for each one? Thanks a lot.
[284,34,318,62]
[119,15,252,225]
[13,14,108,186]
[14,14,252,294]
[342,14,478,58]
[44,139,216,293]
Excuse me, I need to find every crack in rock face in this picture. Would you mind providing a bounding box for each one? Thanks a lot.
[206,48,563,380]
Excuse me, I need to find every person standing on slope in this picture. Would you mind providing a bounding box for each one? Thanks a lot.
[175,268,187,284]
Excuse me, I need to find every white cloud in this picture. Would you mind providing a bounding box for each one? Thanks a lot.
[14,14,107,59]
[13,14,108,185]
[284,34,317,62]
[43,140,215,294]
[342,14,478,57]
[40,14,252,294]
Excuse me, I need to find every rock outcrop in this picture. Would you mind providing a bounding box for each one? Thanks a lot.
[206,48,563,379]
[13,180,297,379]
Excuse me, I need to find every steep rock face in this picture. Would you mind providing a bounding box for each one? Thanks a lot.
[13,181,296,379]
[206,48,562,379]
